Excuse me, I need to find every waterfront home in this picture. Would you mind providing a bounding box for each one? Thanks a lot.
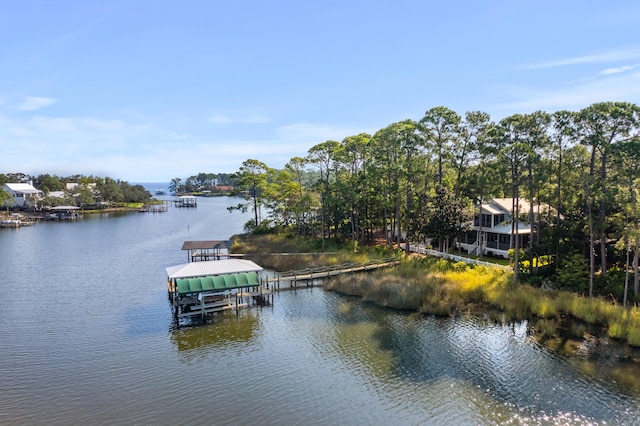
[457,198,554,259]
[2,183,42,209]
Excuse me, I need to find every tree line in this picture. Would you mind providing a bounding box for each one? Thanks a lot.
[168,173,235,194]
[229,102,640,304]
[0,173,152,208]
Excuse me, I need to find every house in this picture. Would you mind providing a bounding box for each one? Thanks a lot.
[457,198,554,259]
[2,183,42,208]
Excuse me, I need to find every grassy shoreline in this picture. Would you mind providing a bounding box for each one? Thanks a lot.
[233,233,640,347]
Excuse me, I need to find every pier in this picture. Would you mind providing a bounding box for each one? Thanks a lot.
[166,258,271,323]
[266,258,400,290]
[165,239,399,324]
[174,195,197,207]
[139,200,170,212]
[182,240,233,262]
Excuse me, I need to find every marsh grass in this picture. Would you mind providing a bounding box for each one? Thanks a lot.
[329,256,640,347]
[230,233,397,271]
[236,233,640,347]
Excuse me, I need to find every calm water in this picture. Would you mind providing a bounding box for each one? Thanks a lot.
[1,195,640,425]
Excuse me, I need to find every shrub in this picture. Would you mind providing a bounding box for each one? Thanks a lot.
[553,253,589,293]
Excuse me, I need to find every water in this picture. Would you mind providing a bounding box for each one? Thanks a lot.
[1,196,640,425]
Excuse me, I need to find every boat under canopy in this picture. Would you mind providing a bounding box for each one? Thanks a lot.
[166,258,263,280]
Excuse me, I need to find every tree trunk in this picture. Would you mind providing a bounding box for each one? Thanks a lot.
[600,151,608,277]
[588,199,595,297]
[478,197,484,260]
[528,162,535,274]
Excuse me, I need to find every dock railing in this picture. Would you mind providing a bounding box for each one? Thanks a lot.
[268,258,399,289]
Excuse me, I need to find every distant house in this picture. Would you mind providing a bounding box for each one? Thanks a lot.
[457,198,554,259]
[213,185,234,192]
[2,183,43,208]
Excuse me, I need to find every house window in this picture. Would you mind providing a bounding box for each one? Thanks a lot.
[494,214,505,226]
[474,214,493,227]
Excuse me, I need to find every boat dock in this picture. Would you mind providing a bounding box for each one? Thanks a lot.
[174,195,197,207]
[166,252,271,324]
[182,240,233,262]
[165,239,399,325]
[139,200,170,213]
[266,258,400,290]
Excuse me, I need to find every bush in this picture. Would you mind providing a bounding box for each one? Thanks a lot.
[553,253,589,293]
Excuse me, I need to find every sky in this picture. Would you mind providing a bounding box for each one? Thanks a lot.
[1,1,640,182]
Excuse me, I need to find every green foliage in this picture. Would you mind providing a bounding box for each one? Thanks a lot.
[553,253,589,293]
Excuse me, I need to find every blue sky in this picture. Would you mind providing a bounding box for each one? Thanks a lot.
[1,1,640,182]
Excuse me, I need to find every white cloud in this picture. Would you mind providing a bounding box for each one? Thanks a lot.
[207,113,269,124]
[494,71,640,114]
[208,114,231,124]
[16,96,58,111]
[521,47,640,70]
[599,65,635,75]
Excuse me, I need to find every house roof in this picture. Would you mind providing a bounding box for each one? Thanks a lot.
[490,223,533,234]
[3,183,41,194]
[480,198,554,216]
[478,204,503,215]
[165,259,263,280]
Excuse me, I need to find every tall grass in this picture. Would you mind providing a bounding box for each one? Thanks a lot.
[237,233,640,347]
[328,256,640,347]
[231,233,399,271]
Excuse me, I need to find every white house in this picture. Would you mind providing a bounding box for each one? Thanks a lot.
[2,183,43,208]
[457,198,553,259]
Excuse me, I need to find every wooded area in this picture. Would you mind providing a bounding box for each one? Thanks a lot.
[229,102,640,304]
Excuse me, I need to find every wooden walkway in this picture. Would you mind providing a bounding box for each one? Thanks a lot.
[407,243,510,269]
[266,258,399,289]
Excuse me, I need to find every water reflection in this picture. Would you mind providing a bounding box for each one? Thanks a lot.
[170,311,261,356]
[298,292,640,425]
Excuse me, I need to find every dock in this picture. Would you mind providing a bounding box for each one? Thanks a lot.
[139,200,170,213]
[165,239,399,325]
[266,258,400,290]
[181,240,233,262]
[166,258,271,323]
[174,195,197,207]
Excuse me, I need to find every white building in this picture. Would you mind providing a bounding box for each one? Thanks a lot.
[2,183,43,208]
[457,198,554,259]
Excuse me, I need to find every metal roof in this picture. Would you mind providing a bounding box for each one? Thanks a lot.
[181,240,232,250]
[489,223,532,234]
[166,259,263,280]
[4,183,42,194]
[478,204,503,215]
[51,205,81,210]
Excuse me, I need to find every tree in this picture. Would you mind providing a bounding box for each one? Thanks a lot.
[97,177,123,203]
[423,185,465,252]
[521,111,551,273]
[231,159,271,230]
[34,174,64,193]
[577,102,639,295]
[491,114,532,283]
[612,138,640,302]
[0,188,15,211]
[306,141,340,250]
[419,106,461,186]
[169,178,182,194]
[454,111,491,199]
[549,110,578,264]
